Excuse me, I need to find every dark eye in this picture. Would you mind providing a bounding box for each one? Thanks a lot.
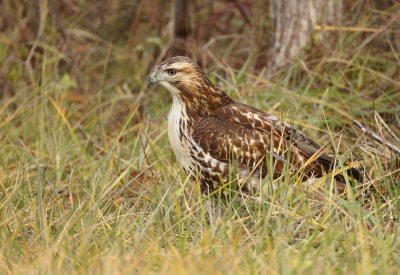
[166,69,177,76]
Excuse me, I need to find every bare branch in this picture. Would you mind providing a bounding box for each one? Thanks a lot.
[353,120,400,155]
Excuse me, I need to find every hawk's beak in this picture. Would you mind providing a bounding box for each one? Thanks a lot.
[147,73,157,87]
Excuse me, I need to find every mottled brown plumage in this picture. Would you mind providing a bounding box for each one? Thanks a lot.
[147,56,362,194]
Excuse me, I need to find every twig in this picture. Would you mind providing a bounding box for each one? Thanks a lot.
[353,120,400,155]
[374,111,400,142]
[25,0,47,84]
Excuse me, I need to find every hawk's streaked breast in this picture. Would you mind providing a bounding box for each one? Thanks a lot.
[168,95,192,173]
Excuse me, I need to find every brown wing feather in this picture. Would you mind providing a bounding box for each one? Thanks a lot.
[193,116,290,179]
[192,102,362,182]
[192,104,324,180]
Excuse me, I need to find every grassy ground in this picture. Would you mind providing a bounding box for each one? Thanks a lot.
[1,1,400,274]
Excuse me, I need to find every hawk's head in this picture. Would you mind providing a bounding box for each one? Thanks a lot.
[147,56,232,115]
[147,56,204,93]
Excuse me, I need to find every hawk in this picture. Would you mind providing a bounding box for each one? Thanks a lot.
[147,56,362,195]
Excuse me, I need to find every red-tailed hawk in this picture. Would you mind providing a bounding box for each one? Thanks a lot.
[147,56,362,195]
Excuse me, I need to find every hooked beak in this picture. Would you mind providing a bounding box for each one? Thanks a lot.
[147,72,158,87]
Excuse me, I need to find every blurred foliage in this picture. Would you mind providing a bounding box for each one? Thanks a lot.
[0,0,399,95]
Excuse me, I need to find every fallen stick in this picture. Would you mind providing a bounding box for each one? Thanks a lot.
[353,120,400,155]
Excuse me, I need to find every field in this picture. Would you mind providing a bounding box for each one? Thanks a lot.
[1,1,400,274]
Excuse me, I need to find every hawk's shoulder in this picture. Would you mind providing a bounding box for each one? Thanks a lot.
[197,102,327,158]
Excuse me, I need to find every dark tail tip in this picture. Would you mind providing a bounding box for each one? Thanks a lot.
[334,167,363,183]
[348,167,363,182]
[317,156,363,183]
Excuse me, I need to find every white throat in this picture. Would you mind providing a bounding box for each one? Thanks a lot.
[167,93,192,173]
[160,81,181,96]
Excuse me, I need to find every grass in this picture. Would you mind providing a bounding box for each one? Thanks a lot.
[1,1,400,274]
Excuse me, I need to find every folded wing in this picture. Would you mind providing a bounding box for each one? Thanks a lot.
[192,102,362,182]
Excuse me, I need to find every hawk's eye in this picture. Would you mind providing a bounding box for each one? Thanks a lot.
[166,69,177,76]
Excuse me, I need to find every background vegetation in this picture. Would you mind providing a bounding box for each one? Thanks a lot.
[0,0,399,273]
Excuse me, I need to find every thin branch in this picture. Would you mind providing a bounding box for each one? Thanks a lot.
[353,120,400,155]
[25,0,47,84]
